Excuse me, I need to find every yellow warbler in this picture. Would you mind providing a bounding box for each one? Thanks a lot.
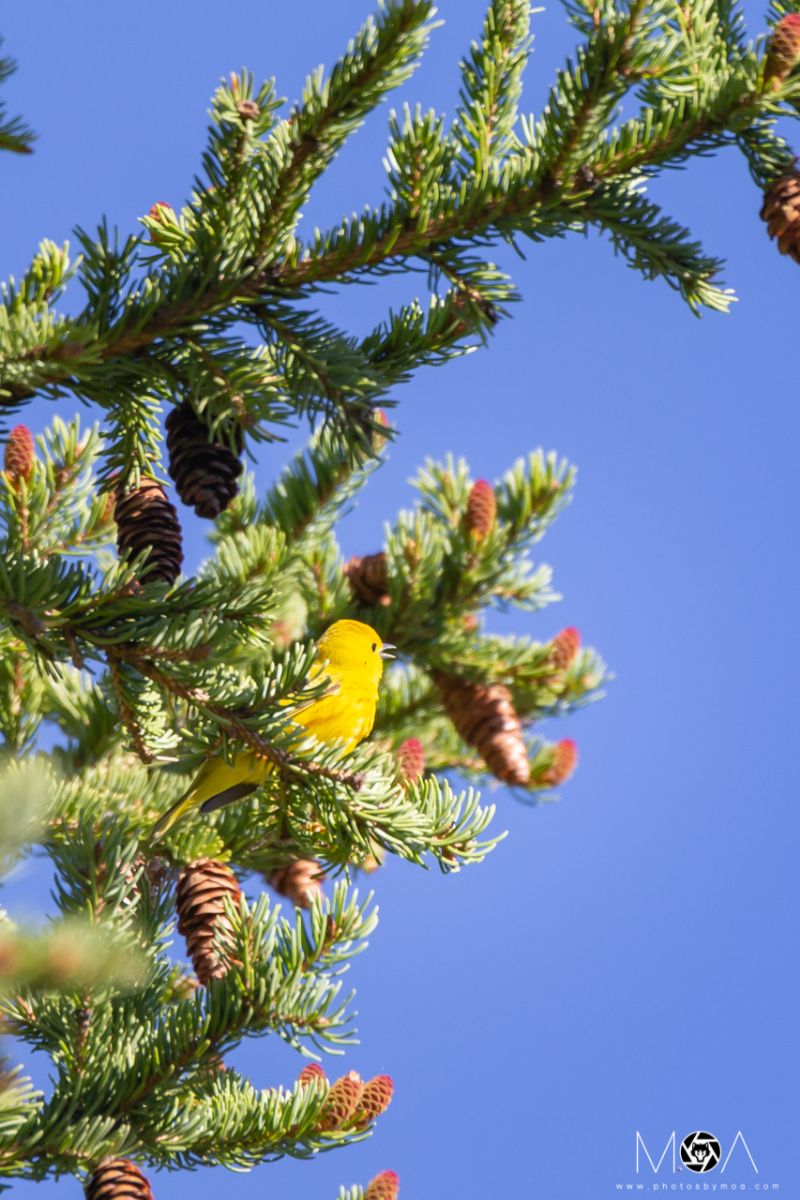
[153,619,393,837]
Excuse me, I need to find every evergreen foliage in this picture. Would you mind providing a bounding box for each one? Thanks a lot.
[0,0,795,1192]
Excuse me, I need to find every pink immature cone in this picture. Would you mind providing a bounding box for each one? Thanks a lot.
[396,738,425,785]
[297,1062,327,1087]
[148,200,173,221]
[540,738,578,787]
[550,626,581,671]
[765,14,800,86]
[4,425,35,487]
[365,1170,400,1200]
[465,478,496,539]
[354,1074,394,1126]
[318,1071,363,1130]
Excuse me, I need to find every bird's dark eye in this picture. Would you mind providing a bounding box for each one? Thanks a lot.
[371,642,377,652]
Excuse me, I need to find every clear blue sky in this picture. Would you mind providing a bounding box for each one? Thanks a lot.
[2,2,797,1197]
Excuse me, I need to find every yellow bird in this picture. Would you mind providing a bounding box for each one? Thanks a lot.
[153,619,393,837]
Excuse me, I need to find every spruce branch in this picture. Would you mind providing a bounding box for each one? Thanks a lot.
[3,0,800,430]
[2,0,789,1189]
[0,45,33,155]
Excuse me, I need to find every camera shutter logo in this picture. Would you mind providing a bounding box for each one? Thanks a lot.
[680,1131,722,1173]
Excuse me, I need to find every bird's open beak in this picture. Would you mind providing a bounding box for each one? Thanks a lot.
[380,643,397,660]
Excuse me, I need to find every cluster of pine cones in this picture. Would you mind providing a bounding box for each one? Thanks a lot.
[114,401,244,585]
[345,480,581,792]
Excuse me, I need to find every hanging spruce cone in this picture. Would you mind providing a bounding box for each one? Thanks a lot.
[267,859,324,909]
[761,173,800,263]
[344,552,390,606]
[3,424,35,487]
[85,1158,153,1200]
[115,479,183,584]
[434,672,530,787]
[764,14,800,86]
[176,858,242,985]
[166,401,243,519]
[465,478,496,539]
[365,1170,400,1200]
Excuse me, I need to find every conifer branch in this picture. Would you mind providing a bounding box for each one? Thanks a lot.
[0,0,794,1189]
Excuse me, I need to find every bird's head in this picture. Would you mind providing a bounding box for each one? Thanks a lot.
[316,619,394,689]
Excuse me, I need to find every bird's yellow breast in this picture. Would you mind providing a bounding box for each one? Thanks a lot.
[292,669,379,752]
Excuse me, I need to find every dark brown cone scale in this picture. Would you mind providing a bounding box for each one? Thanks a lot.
[176,858,242,985]
[433,671,530,787]
[345,552,390,606]
[85,1158,153,1200]
[166,402,243,519]
[114,480,183,584]
[761,173,800,264]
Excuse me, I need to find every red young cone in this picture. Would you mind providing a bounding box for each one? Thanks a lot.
[365,1170,400,1200]
[550,626,581,671]
[465,478,496,539]
[354,1074,394,1125]
[540,738,578,787]
[765,14,800,86]
[371,408,392,453]
[297,1062,327,1087]
[4,425,35,487]
[396,738,425,784]
[318,1071,364,1130]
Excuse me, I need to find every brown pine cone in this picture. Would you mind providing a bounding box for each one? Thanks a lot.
[434,672,530,787]
[3,425,35,487]
[85,1158,153,1200]
[115,480,183,584]
[465,479,496,539]
[761,173,800,264]
[176,858,242,985]
[268,859,324,909]
[166,402,243,519]
[344,552,390,606]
